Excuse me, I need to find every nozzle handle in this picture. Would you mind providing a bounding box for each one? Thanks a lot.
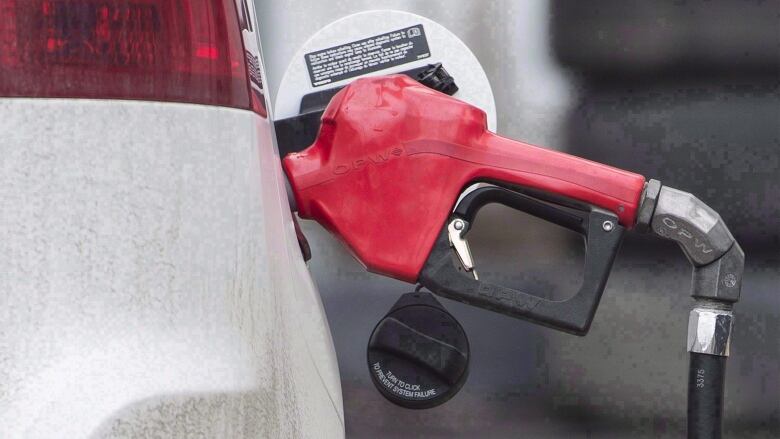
[420,186,624,335]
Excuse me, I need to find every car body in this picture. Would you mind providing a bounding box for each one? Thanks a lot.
[0,1,343,437]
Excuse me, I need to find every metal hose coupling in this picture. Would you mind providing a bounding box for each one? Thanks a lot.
[687,306,734,356]
[637,179,745,303]
[637,180,743,355]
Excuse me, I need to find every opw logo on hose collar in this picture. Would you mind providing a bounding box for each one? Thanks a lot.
[333,146,405,175]
[656,217,713,255]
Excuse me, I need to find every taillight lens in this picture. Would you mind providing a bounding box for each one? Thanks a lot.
[0,0,250,109]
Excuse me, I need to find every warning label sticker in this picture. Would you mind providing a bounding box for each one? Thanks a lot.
[304,25,431,87]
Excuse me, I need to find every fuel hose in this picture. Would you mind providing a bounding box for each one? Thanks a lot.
[688,352,727,439]
[687,306,733,439]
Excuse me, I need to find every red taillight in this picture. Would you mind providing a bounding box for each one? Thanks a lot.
[0,0,250,109]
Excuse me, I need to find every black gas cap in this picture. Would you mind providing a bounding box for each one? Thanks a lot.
[367,291,469,409]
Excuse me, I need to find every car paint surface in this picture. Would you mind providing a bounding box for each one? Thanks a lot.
[0,99,344,438]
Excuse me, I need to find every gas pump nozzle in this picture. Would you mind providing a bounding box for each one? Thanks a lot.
[282,74,645,333]
[280,74,743,436]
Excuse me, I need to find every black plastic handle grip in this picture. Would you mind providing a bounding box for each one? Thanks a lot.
[419,186,624,335]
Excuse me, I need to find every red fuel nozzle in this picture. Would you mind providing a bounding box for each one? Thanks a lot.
[283,75,645,283]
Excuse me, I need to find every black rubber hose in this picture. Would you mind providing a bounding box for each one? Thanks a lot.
[688,352,727,439]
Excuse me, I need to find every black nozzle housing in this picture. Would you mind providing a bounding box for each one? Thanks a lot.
[416,63,459,96]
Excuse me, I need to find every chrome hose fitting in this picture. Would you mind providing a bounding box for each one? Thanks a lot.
[687,307,734,357]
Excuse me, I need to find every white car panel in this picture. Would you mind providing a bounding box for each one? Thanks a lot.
[0,99,343,438]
